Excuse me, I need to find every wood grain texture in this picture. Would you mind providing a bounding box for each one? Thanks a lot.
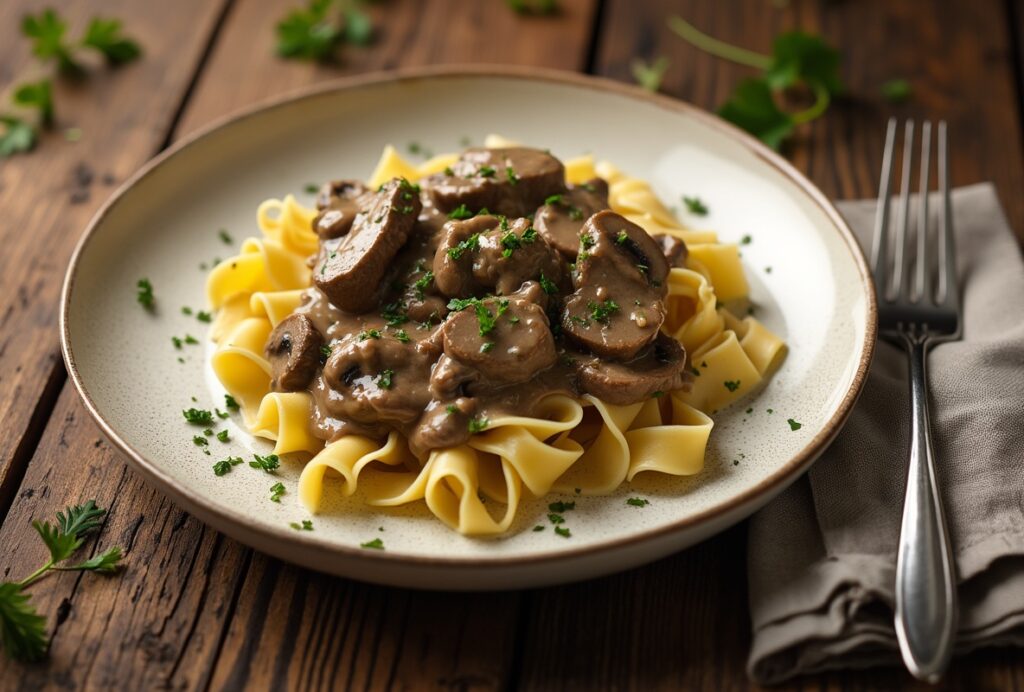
[592,0,1024,237]
[0,0,231,519]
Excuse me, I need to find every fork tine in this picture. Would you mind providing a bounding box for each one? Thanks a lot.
[912,121,932,304]
[892,120,915,301]
[872,118,898,292]
[936,121,957,306]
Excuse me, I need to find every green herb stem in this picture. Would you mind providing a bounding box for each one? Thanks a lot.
[790,82,830,125]
[667,16,771,71]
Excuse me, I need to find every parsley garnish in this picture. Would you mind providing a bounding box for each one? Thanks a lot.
[0,500,124,661]
[587,299,619,323]
[579,232,595,250]
[554,526,571,538]
[216,430,230,443]
[538,272,558,295]
[547,513,565,524]
[394,329,411,344]
[192,436,208,447]
[477,165,496,178]
[683,196,708,215]
[358,329,382,341]
[667,17,842,150]
[468,417,489,433]
[500,226,536,258]
[218,229,232,244]
[275,0,373,62]
[171,336,183,349]
[506,166,519,184]
[447,232,481,260]
[626,497,650,507]
[183,408,214,425]
[616,230,629,245]
[360,538,385,550]
[376,369,394,389]
[448,204,474,220]
[568,207,584,221]
[304,183,319,194]
[741,234,752,244]
[136,278,155,310]
[250,453,280,473]
[632,56,670,92]
[381,302,409,327]
[443,166,455,176]
[290,520,314,531]
[224,394,240,411]
[544,193,563,205]
[181,306,193,315]
[196,310,212,323]
[724,380,741,392]
[787,418,803,431]
[270,482,286,502]
[446,404,458,415]
[413,271,434,298]
[320,344,332,362]
[532,525,545,532]
[213,456,244,476]
[548,501,575,512]
[480,342,495,353]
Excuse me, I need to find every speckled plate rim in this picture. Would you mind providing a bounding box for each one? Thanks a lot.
[60,64,877,576]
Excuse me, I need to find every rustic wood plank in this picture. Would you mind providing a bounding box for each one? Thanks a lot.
[176,0,600,136]
[508,0,1024,689]
[0,386,252,691]
[0,0,232,519]
[1,0,597,688]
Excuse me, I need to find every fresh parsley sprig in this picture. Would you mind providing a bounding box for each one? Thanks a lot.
[631,57,669,93]
[0,500,125,661]
[275,0,374,62]
[667,16,843,150]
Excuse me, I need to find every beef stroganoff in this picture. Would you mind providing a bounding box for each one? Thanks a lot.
[206,136,785,535]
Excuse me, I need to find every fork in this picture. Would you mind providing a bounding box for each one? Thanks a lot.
[871,118,961,682]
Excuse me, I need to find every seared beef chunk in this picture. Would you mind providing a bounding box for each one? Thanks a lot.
[320,324,439,427]
[427,148,565,217]
[534,179,610,257]
[313,178,422,313]
[433,216,563,298]
[653,233,688,267]
[266,314,324,391]
[574,334,689,405]
[442,298,557,385]
[561,211,668,359]
[314,180,372,239]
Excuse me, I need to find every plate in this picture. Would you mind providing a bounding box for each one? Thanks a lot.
[61,66,876,590]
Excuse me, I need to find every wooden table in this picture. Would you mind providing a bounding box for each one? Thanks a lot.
[1,1,1022,689]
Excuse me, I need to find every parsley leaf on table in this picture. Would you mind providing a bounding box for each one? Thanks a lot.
[0,117,36,157]
[276,0,343,60]
[0,500,125,661]
[631,57,669,93]
[717,79,794,151]
[81,18,142,65]
[13,80,54,127]
[21,9,81,75]
[881,78,912,103]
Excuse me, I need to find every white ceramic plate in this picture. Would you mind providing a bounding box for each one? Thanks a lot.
[62,67,876,590]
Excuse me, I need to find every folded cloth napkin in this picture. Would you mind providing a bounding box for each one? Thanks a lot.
[747,183,1024,684]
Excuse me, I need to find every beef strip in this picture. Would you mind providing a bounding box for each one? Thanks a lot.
[265,314,324,391]
[313,177,422,313]
[426,147,565,217]
[313,180,372,239]
[574,333,689,405]
[534,178,610,257]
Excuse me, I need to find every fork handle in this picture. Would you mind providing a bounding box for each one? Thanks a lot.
[894,332,958,682]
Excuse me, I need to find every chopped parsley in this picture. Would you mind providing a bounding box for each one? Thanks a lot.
[358,329,382,341]
[480,341,494,353]
[216,429,230,442]
[787,418,803,431]
[172,336,183,349]
[500,225,537,257]
[183,408,214,425]
[196,310,212,323]
[724,380,741,392]
[740,234,752,245]
[270,482,285,502]
[683,196,708,216]
[767,408,774,414]
[412,270,434,299]
[290,520,313,531]
[184,334,199,345]
[192,435,208,447]
[468,416,488,433]
[447,203,473,220]
[568,207,584,221]
[443,166,455,176]
[544,193,563,205]
[547,513,565,524]
[215,408,230,419]
[218,228,232,244]
[136,278,155,310]
[476,299,507,336]
[181,306,193,315]
[538,272,558,295]
[213,456,244,476]
[532,525,545,532]
[626,497,650,507]
[689,366,701,377]
[361,538,384,550]
[651,390,664,398]
[745,407,753,414]
[446,404,458,415]
[548,501,575,512]
[506,166,519,184]
[249,453,280,473]
[616,230,628,245]
[376,369,394,389]
[587,299,619,323]
[381,302,409,326]
[393,329,411,343]
[304,183,319,194]
[477,165,496,178]
[225,394,240,411]
[447,232,481,260]
[765,266,773,274]
[579,232,596,250]
[554,526,571,538]
[320,344,332,362]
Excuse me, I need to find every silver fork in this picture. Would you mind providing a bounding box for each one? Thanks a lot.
[871,118,961,682]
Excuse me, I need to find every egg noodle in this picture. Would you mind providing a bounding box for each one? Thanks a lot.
[205,136,786,536]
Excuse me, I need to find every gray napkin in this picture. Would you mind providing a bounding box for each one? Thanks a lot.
[747,183,1024,684]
